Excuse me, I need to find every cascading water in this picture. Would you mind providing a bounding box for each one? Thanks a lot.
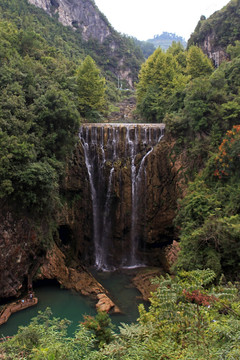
[79,124,164,270]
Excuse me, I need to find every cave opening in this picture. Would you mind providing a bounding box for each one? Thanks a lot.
[58,225,73,245]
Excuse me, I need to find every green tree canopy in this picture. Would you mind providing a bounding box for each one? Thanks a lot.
[76,55,106,120]
[186,45,214,79]
[136,48,189,122]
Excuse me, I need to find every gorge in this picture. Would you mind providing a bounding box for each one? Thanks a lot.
[1,122,182,335]
[0,121,183,304]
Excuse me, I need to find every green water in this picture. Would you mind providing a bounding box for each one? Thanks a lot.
[90,269,147,328]
[0,270,146,337]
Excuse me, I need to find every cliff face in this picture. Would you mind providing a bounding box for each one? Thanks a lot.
[27,0,143,87]
[0,211,45,299]
[59,125,186,269]
[200,33,228,67]
[28,0,111,42]
[188,1,240,66]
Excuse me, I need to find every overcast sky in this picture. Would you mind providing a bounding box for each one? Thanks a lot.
[94,0,229,41]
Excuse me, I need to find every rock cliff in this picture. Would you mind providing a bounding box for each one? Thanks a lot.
[27,0,143,87]
[0,210,45,299]
[188,1,240,66]
[28,0,111,43]
[59,125,187,269]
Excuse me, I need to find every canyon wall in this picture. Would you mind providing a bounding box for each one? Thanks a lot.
[59,124,185,270]
[0,211,46,299]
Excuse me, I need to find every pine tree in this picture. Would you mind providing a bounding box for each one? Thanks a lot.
[186,45,214,79]
[76,55,106,119]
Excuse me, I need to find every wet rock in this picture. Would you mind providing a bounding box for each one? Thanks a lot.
[96,293,121,314]
[38,243,120,313]
[0,210,44,299]
[132,268,164,301]
[60,126,186,269]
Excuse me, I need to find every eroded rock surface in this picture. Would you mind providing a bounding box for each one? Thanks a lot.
[59,125,187,269]
[0,211,44,299]
[38,243,120,313]
[132,268,164,301]
[28,0,111,42]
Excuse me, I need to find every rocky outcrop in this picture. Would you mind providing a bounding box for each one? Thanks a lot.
[200,33,229,67]
[188,1,240,67]
[0,211,45,299]
[132,268,164,301]
[27,0,144,88]
[28,0,111,42]
[38,243,120,313]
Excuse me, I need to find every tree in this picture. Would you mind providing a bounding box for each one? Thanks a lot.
[186,45,214,79]
[82,311,115,348]
[136,48,188,122]
[76,55,106,119]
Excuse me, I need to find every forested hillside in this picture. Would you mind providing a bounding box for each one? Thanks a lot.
[0,0,144,86]
[136,37,240,278]
[188,0,240,65]
[148,32,187,50]
[0,0,143,228]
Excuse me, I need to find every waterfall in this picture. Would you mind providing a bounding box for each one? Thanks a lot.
[79,123,164,270]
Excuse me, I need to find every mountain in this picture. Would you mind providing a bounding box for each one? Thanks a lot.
[147,32,187,51]
[188,0,240,66]
[28,0,112,43]
[0,0,144,88]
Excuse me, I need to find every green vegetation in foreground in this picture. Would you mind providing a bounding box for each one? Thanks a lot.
[0,270,240,359]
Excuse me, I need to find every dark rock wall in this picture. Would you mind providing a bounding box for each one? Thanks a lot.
[0,211,44,299]
[60,126,184,268]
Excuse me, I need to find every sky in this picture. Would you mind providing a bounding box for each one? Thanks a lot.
[94,0,229,41]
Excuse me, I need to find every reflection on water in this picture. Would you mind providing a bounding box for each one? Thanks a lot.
[0,270,148,337]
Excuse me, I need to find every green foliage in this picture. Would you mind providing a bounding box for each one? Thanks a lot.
[174,137,240,277]
[227,40,240,59]
[0,0,144,86]
[164,41,240,175]
[0,308,95,359]
[0,16,81,219]
[186,45,214,79]
[1,273,240,359]
[76,56,106,120]
[136,47,189,122]
[132,38,156,59]
[82,310,115,348]
[136,44,213,125]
